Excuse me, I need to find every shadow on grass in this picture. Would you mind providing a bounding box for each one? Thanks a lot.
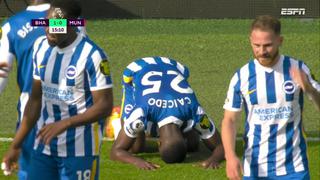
[138,139,216,163]
[184,143,212,163]
[186,140,246,164]
[138,139,247,163]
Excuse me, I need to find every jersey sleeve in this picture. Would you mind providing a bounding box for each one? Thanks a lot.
[175,60,190,79]
[122,61,140,84]
[32,36,46,80]
[163,57,190,79]
[85,49,112,91]
[123,107,146,138]
[120,82,135,120]
[300,61,320,92]
[193,106,216,139]
[223,71,243,111]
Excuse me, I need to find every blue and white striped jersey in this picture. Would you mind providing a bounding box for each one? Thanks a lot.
[0,4,50,123]
[121,57,215,139]
[224,55,320,177]
[32,34,112,157]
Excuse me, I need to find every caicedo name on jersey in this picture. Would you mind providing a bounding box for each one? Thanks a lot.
[147,97,192,108]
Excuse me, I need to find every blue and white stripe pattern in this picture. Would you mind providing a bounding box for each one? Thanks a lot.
[122,56,189,83]
[121,57,215,140]
[224,55,319,177]
[32,34,112,157]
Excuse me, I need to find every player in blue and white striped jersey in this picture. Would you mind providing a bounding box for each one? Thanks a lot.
[110,57,224,170]
[0,1,50,179]
[0,1,87,178]
[2,0,113,179]
[222,15,320,180]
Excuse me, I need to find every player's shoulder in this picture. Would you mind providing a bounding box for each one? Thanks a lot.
[231,59,253,77]
[32,35,50,58]
[284,55,300,62]
[131,56,177,65]
[1,9,40,34]
[34,35,47,47]
[4,9,28,21]
[282,55,307,68]
[0,10,26,29]
[4,9,35,24]
[82,36,107,57]
[131,56,185,71]
[82,36,100,49]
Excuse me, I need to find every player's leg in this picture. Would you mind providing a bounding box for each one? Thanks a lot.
[158,123,187,163]
[183,129,200,152]
[60,155,100,180]
[28,150,59,180]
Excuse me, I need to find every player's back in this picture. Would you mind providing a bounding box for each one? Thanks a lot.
[1,4,49,93]
[123,57,199,121]
[124,57,193,100]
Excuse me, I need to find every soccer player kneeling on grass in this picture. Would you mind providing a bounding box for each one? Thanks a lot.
[2,0,113,179]
[110,57,224,170]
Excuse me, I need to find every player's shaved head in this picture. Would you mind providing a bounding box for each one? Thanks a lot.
[158,124,187,163]
[159,139,187,163]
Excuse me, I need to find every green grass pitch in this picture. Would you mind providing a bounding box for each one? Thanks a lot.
[0,19,319,179]
[0,141,319,179]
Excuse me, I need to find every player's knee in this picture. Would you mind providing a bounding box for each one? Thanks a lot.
[159,139,187,163]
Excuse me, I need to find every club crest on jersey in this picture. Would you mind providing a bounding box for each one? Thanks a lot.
[100,60,110,75]
[283,80,296,94]
[125,104,133,114]
[199,114,210,129]
[65,65,77,79]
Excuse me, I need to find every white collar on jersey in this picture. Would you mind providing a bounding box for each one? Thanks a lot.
[254,55,284,73]
[26,3,50,11]
[55,33,83,53]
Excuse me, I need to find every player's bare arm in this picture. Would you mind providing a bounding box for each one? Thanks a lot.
[2,80,42,173]
[110,128,160,170]
[221,110,243,180]
[290,67,320,111]
[37,88,113,145]
[201,130,225,169]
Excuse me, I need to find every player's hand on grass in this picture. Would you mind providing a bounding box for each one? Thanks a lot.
[134,159,160,170]
[200,158,221,169]
[1,147,20,176]
[37,120,70,145]
[225,155,243,180]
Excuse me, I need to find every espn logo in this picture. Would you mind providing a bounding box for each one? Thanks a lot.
[281,8,306,16]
